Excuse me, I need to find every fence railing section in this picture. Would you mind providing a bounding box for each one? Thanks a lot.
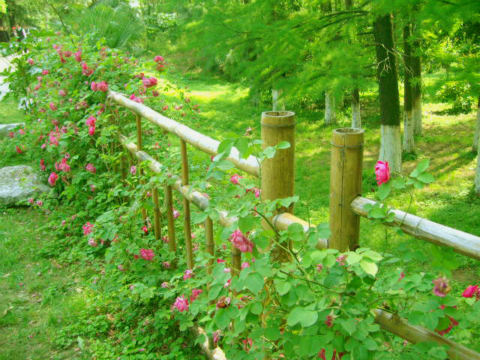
[107,90,480,360]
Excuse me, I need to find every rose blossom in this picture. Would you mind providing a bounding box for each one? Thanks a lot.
[375,161,390,186]
[230,174,242,185]
[83,222,94,235]
[183,269,193,280]
[173,209,180,219]
[190,288,203,302]
[462,285,480,299]
[229,230,253,253]
[140,248,155,261]
[161,282,169,288]
[48,172,58,186]
[173,296,189,312]
[130,165,136,175]
[88,238,98,247]
[36,200,43,206]
[85,163,96,173]
[432,277,451,297]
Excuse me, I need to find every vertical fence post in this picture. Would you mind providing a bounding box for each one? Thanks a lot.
[180,139,194,269]
[164,184,176,252]
[135,114,148,220]
[329,128,364,251]
[205,217,214,274]
[152,187,161,240]
[261,111,296,261]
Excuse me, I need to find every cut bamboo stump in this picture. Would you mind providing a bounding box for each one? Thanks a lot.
[205,217,214,274]
[329,128,364,251]
[261,111,296,262]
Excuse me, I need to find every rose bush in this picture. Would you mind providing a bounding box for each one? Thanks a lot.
[2,31,480,359]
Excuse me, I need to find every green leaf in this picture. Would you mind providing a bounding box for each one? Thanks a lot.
[246,272,264,294]
[250,302,263,315]
[235,138,250,158]
[376,182,391,201]
[277,141,291,149]
[287,307,318,328]
[263,146,276,159]
[346,252,362,265]
[410,159,430,178]
[418,172,435,184]
[360,260,378,277]
[339,318,357,335]
[238,216,256,233]
[217,139,233,155]
[216,160,235,171]
[275,279,292,296]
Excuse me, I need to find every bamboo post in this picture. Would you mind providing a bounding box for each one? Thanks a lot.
[164,184,176,252]
[261,111,296,261]
[135,114,148,220]
[329,128,364,251]
[180,139,194,269]
[205,217,214,274]
[232,246,241,276]
[152,187,161,240]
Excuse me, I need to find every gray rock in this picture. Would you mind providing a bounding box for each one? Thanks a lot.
[0,165,50,205]
[0,123,24,137]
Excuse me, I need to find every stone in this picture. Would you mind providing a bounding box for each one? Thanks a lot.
[0,165,50,205]
[0,123,24,137]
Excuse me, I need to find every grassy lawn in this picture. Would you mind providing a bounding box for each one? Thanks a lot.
[0,208,85,360]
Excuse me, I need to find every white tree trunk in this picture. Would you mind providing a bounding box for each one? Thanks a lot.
[476,147,480,196]
[380,125,402,173]
[473,99,480,153]
[325,91,336,125]
[413,96,422,136]
[352,99,361,128]
[272,89,285,111]
[403,110,415,153]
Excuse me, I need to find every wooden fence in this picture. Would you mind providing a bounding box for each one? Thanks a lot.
[107,90,480,360]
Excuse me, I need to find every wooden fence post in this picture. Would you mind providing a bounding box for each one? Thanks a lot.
[164,184,177,252]
[261,111,296,261]
[152,187,161,240]
[329,128,364,251]
[180,139,194,269]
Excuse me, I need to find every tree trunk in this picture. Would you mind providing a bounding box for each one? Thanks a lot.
[272,89,285,111]
[412,34,422,136]
[476,146,480,196]
[403,25,415,153]
[473,96,480,153]
[352,88,361,128]
[325,91,336,125]
[374,14,402,173]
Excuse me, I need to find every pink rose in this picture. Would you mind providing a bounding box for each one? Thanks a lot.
[88,238,98,247]
[183,269,193,280]
[241,262,250,269]
[40,159,46,171]
[173,296,189,312]
[229,230,253,253]
[462,285,480,299]
[42,69,49,75]
[161,282,169,288]
[190,289,203,302]
[173,209,180,219]
[130,166,137,175]
[154,55,164,63]
[48,172,58,186]
[74,50,82,62]
[96,81,108,92]
[86,116,96,127]
[49,102,57,111]
[27,58,34,65]
[142,77,157,88]
[88,126,95,136]
[15,145,23,154]
[432,277,450,297]
[375,161,390,186]
[85,163,96,173]
[140,248,154,261]
[36,200,43,207]
[82,222,94,235]
[230,174,242,185]
[142,225,149,234]
[59,89,67,97]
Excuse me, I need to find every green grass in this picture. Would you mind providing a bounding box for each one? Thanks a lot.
[0,96,24,124]
[0,208,86,360]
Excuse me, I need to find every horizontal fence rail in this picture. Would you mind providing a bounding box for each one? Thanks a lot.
[351,196,480,260]
[108,93,480,360]
[109,90,260,176]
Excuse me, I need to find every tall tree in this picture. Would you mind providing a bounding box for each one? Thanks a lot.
[411,29,422,136]
[403,24,415,153]
[374,13,402,173]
